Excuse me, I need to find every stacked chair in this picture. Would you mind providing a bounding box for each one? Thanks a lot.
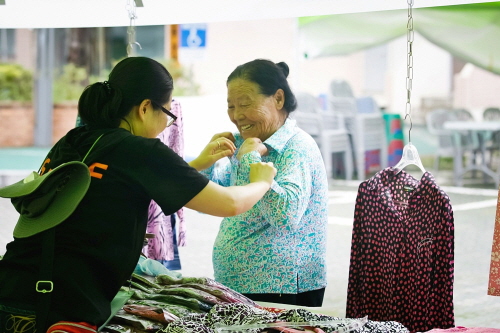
[482,107,500,169]
[426,108,481,183]
[328,80,387,180]
[293,92,353,180]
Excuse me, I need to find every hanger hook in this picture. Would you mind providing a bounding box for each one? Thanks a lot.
[404,110,412,143]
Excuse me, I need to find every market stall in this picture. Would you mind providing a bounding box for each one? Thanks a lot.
[1,1,499,333]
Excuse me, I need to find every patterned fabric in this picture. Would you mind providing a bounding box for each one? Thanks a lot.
[205,303,276,333]
[144,100,186,263]
[161,303,409,333]
[162,304,275,333]
[488,185,500,296]
[277,308,409,333]
[162,318,212,333]
[202,118,329,294]
[346,168,455,333]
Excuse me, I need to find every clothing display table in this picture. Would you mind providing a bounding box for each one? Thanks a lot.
[100,273,410,333]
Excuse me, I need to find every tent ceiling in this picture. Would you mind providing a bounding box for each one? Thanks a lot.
[299,2,500,74]
[0,0,498,28]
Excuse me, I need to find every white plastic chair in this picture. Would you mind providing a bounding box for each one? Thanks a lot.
[356,96,380,114]
[451,109,482,173]
[426,108,457,172]
[293,92,353,180]
[426,108,480,182]
[329,80,387,180]
[483,107,500,168]
[483,107,500,120]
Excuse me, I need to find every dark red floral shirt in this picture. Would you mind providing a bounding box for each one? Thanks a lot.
[346,168,455,333]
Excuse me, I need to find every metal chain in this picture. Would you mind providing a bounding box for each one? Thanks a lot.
[126,0,142,57]
[405,0,414,142]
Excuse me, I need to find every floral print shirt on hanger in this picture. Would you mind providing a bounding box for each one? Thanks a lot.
[346,168,455,333]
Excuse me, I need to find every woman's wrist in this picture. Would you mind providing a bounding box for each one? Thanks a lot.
[188,158,202,171]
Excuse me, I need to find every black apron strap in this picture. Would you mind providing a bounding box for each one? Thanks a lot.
[36,228,55,333]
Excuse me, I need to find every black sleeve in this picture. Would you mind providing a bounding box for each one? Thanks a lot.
[140,140,209,216]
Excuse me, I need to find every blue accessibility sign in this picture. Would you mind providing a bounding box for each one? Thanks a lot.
[180,24,207,48]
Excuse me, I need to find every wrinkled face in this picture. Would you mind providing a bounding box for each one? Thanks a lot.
[227,78,285,141]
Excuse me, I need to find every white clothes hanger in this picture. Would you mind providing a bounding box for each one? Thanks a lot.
[393,0,425,175]
[393,141,426,174]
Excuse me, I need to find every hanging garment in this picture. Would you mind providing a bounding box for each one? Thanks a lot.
[488,185,500,296]
[143,100,186,266]
[346,168,455,333]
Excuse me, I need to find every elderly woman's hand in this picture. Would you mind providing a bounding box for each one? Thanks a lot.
[237,138,268,161]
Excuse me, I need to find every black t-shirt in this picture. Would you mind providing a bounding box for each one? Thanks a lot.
[0,127,209,327]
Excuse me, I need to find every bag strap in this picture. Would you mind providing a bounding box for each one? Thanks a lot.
[35,133,104,331]
[82,134,104,163]
[36,228,55,333]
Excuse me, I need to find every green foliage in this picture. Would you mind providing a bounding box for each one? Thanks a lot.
[89,68,111,85]
[100,57,200,96]
[53,63,113,103]
[53,63,88,103]
[0,57,200,103]
[0,59,200,103]
[159,59,200,96]
[420,155,454,170]
[51,58,201,102]
[0,63,33,101]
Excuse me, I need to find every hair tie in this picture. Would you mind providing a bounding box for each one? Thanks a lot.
[102,81,111,93]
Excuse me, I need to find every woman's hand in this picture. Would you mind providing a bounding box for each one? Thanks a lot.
[189,132,236,171]
[249,161,277,187]
[236,138,268,160]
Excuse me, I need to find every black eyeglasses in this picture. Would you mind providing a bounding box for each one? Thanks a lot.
[152,101,177,127]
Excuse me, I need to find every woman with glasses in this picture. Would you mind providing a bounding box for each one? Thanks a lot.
[76,97,186,272]
[201,59,329,307]
[0,57,276,333]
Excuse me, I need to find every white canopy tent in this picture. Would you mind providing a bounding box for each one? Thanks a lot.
[1,0,498,146]
[0,0,498,28]
[299,2,500,75]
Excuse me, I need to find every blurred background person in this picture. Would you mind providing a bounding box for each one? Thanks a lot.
[143,99,185,270]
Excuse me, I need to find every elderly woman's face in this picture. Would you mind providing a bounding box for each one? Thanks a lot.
[227,78,285,142]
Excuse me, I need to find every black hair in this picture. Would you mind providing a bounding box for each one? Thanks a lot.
[78,57,174,128]
[226,59,297,113]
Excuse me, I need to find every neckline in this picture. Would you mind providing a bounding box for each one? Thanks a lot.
[378,168,430,221]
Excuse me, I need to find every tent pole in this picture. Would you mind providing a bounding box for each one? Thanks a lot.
[34,28,55,147]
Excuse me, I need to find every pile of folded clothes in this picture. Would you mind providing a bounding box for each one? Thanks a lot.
[101,273,409,333]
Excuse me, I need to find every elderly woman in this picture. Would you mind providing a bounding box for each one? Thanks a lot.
[202,59,329,307]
